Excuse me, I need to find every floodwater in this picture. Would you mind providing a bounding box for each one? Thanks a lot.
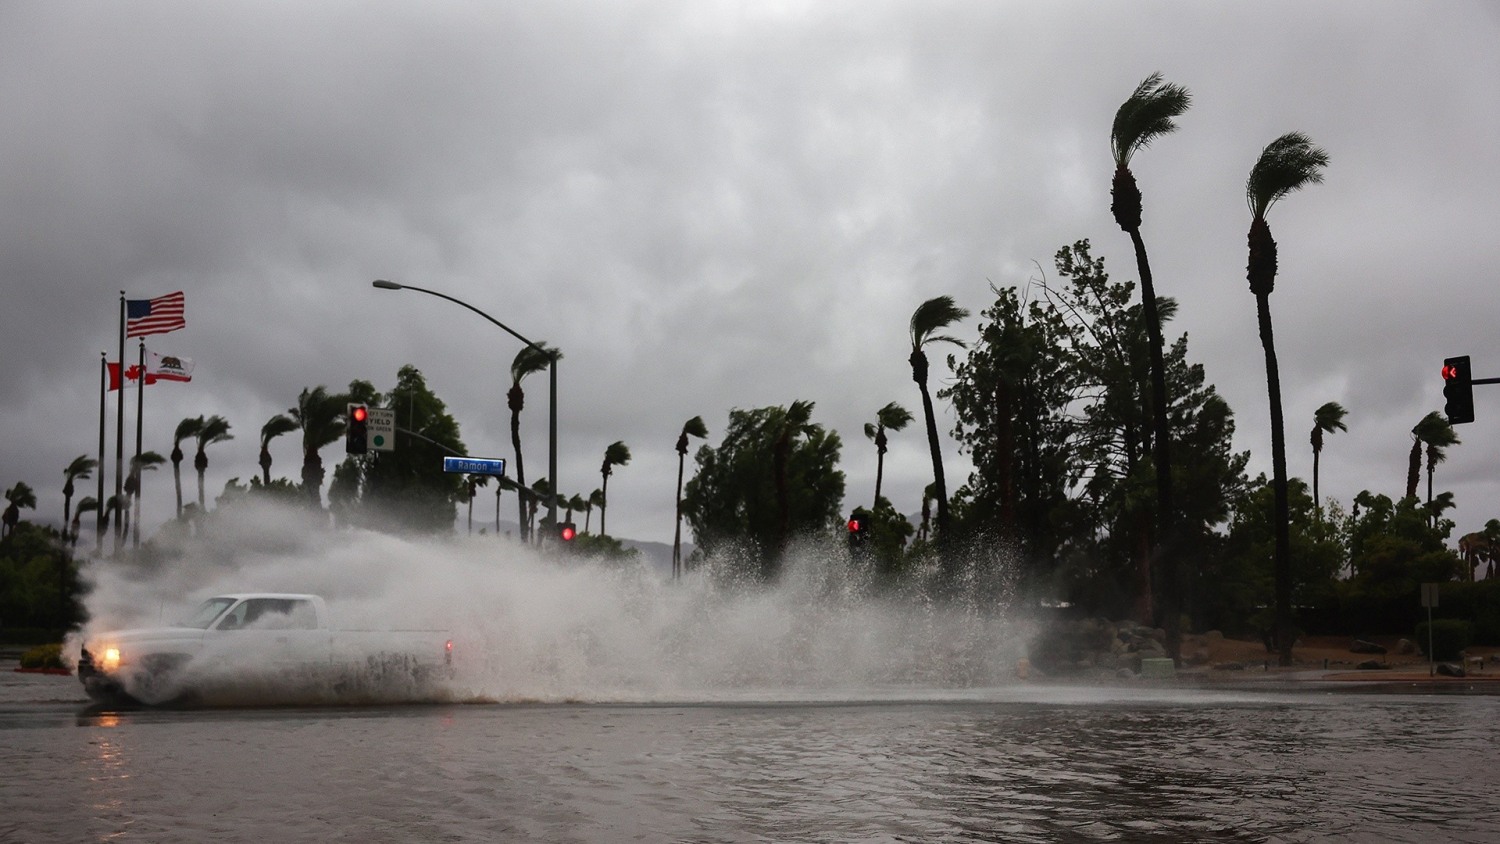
[3,666,1496,843]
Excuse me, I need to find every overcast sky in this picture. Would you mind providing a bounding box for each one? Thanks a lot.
[4,1,1498,550]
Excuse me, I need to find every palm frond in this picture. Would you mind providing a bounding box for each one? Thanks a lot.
[910,296,971,349]
[1314,401,1348,434]
[1111,72,1192,167]
[174,415,205,447]
[197,414,233,448]
[511,343,561,383]
[1246,131,1330,218]
[876,401,914,431]
[681,415,708,440]
[603,440,631,467]
[261,414,298,446]
[65,454,98,482]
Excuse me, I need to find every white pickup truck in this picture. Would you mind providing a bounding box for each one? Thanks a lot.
[78,593,455,705]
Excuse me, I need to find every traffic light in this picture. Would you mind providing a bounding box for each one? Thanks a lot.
[346,404,369,454]
[557,522,577,542]
[1443,355,1474,424]
[847,509,872,554]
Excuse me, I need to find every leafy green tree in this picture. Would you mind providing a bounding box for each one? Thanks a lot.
[0,521,84,631]
[1210,476,1343,638]
[344,366,467,534]
[1343,490,1464,631]
[1244,131,1330,666]
[259,414,298,486]
[1310,401,1348,516]
[62,455,97,543]
[1111,73,1192,656]
[3,482,37,540]
[170,416,203,518]
[674,416,708,578]
[598,441,631,537]
[507,344,560,543]
[863,402,913,511]
[194,415,233,511]
[945,280,1076,564]
[908,296,969,540]
[682,404,844,581]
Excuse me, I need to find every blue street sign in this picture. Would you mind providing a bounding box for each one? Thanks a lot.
[442,456,507,476]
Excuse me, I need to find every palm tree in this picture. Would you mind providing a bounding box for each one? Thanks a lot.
[529,477,552,540]
[864,402,913,510]
[465,474,489,534]
[566,493,586,524]
[673,416,708,579]
[194,415,233,511]
[3,481,37,539]
[1245,131,1330,667]
[72,497,99,550]
[1112,72,1191,651]
[288,386,347,507]
[123,451,166,546]
[908,296,969,539]
[507,344,561,543]
[598,441,630,537]
[1309,401,1348,515]
[1408,411,1459,517]
[259,414,298,486]
[584,488,603,534]
[170,416,203,518]
[62,455,97,540]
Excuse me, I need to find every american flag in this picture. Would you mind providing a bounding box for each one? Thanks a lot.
[126,291,186,338]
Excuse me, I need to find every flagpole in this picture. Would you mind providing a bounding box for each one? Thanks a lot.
[115,292,125,553]
[132,339,145,549]
[97,351,107,556]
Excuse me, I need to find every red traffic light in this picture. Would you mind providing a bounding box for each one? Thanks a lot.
[1442,364,1459,381]
[847,518,862,532]
[351,405,369,422]
[558,523,577,541]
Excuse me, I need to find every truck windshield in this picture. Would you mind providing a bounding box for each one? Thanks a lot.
[178,597,237,629]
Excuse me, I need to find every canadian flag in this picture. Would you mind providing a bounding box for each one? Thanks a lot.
[108,352,194,391]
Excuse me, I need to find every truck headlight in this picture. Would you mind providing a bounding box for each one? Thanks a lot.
[102,647,121,671]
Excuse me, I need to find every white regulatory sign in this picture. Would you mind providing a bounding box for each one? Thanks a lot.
[367,407,396,452]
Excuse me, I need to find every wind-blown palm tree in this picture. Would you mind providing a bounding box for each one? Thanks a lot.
[674,416,708,579]
[1310,401,1348,515]
[465,474,489,534]
[62,455,97,540]
[529,477,552,540]
[259,414,298,486]
[566,493,586,525]
[585,488,603,534]
[1245,131,1330,667]
[908,296,969,539]
[123,451,166,546]
[507,344,561,543]
[194,415,233,511]
[3,481,37,539]
[1112,72,1191,650]
[1409,411,1459,517]
[72,496,99,550]
[864,402,913,510]
[598,441,630,537]
[289,386,347,507]
[170,416,203,518]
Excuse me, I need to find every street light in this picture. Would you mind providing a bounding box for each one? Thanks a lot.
[372,279,558,533]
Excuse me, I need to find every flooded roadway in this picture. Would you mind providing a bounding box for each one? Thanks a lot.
[4,664,1496,843]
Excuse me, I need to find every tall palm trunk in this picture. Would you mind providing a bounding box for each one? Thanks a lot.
[171,446,185,518]
[673,449,687,580]
[872,428,887,510]
[508,385,529,543]
[1311,428,1323,513]
[911,349,951,536]
[1255,291,1293,667]
[599,473,610,537]
[195,450,208,510]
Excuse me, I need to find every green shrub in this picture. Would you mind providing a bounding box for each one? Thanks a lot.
[1414,619,1474,661]
[19,643,65,670]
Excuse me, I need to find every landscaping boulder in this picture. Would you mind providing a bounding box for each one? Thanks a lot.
[1436,662,1466,678]
[1356,659,1388,670]
[1350,639,1387,655]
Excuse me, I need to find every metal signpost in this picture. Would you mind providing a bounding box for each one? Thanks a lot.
[442,456,507,477]
[367,407,396,452]
[1421,582,1439,676]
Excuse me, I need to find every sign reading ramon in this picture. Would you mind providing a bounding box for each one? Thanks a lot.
[442,456,507,477]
